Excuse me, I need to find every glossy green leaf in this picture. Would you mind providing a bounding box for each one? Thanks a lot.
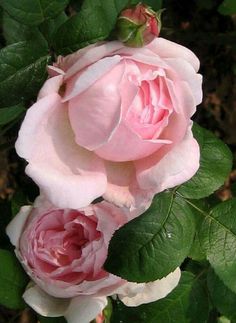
[0,39,50,107]
[178,124,232,199]
[200,198,236,293]
[111,272,194,323]
[218,0,236,15]
[0,249,29,309]
[105,191,195,282]
[187,274,210,323]
[39,12,67,45]
[2,12,41,44]
[208,268,236,320]
[0,0,69,26]
[0,103,25,126]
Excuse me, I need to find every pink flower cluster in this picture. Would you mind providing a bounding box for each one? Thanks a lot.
[8,34,202,323]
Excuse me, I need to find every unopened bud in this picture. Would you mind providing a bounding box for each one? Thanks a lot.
[116,3,163,47]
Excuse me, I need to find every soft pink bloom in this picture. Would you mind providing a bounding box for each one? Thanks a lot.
[95,312,105,323]
[6,197,181,323]
[16,39,202,210]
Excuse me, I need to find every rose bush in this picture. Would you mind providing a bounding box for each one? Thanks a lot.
[6,197,180,323]
[16,38,202,210]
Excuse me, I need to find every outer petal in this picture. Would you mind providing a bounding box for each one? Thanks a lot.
[68,62,124,151]
[15,94,107,209]
[135,124,200,192]
[6,206,32,248]
[64,296,107,323]
[63,55,121,101]
[23,284,69,317]
[37,75,64,99]
[147,38,200,72]
[60,41,124,79]
[118,268,181,307]
[165,58,202,106]
[103,161,153,211]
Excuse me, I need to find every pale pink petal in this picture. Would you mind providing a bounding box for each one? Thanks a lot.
[61,41,124,79]
[135,124,200,192]
[118,268,181,307]
[64,296,107,323]
[6,206,32,248]
[95,122,170,162]
[147,38,200,71]
[37,75,64,99]
[103,161,153,210]
[63,55,121,101]
[23,284,69,317]
[165,58,202,105]
[68,62,124,150]
[15,94,107,209]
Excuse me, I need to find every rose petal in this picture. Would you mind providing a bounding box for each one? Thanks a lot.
[37,75,64,99]
[135,124,200,192]
[62,41,124,79]
[68,62,124,150]
[6,206,31,248]
[165,58,202,105]
[147,38,200,72]
[15,93,107,209]
[118,267,181,307]
[63,55,121,101]
[103,161,153,211]
[64,296,107,323]
[23,284,69,317]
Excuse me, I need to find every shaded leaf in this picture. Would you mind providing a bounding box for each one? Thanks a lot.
[0,103,25,126]
[105,191,195,282]
[0,0,69,26]
[178,124,232,199]
[0,249,29,309]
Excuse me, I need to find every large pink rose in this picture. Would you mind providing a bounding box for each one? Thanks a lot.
[6,197,180,323]
[16,38,202,210]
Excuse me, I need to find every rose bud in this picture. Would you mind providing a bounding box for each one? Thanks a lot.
[116,3,162,47]
[6,197,181,323]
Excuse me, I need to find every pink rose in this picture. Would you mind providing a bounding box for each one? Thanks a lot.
[16,39,202,210]
[6,197,181,323]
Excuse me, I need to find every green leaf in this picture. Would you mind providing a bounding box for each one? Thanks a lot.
[200,198,236,293]
[178,124,232,199]
[53,0,136,54]
[111,272,194,323]
[207,268,236,320]
[187,274,210,323]
[0,0,69,26]
[11,190,28,217]
[39,12,68,45]
[0,39,50,107]
[188,200,208,261]
[0,103,25,126]
[105,191,196,282]
[2,11,42,44]
[218,0,236,15]
[0,249,29,309]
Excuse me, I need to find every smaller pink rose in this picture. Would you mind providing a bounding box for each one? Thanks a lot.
[6,197,181,323]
